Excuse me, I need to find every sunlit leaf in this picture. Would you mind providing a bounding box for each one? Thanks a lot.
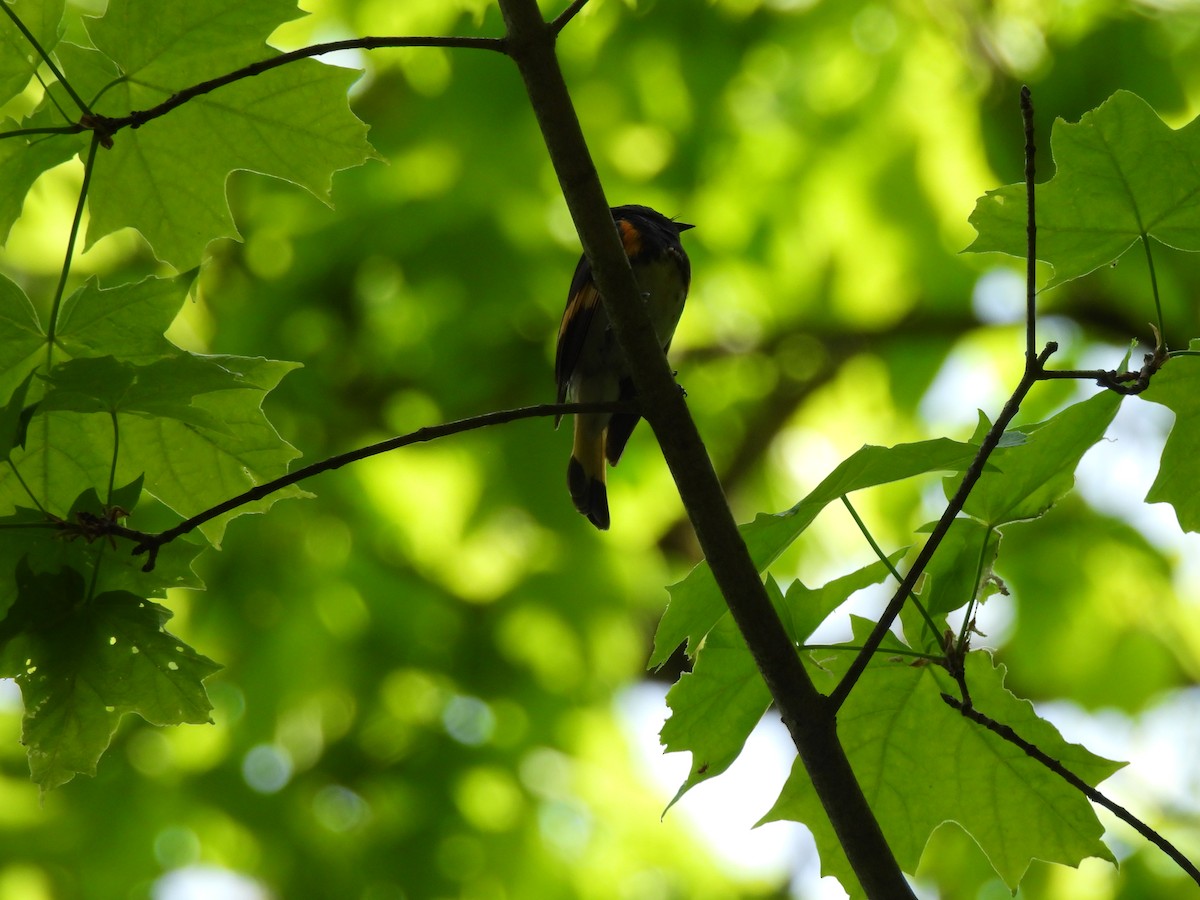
[967,91,1200,286]
[1142,348,1200,532]
[0,370,36,456]
[0,274,45,403]
[16,354,304,543]
[761,629,1123,896]
[947,391,1121,526]
[661,555,903,806]
[0,0,65,107]
[53,274,194,364]
[651,439,977,667]
[82,0,376,267]
[920,519,999,614]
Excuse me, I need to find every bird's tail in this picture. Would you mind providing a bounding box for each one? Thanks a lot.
[567,416,609,530]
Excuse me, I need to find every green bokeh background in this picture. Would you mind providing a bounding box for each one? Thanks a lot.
[2,0,1200,897]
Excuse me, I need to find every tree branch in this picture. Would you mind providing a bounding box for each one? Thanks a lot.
[829,341,1058,710]
[941,693,1200,887]
[497,0,914,895]
[1022,85,1037,367]
[113,401,633,571]
[81,35,507,142]
[551,0,591,35]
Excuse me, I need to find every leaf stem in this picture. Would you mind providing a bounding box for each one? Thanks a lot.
[5,460,45,513]
[0,1,91,115]
[802,643,942,663]
[106,410,119,505]
[830,342,1058,711]
[45,132,101,369]
[955,524,996,651]
[839,494,939,641]
[1140,234,1166,343]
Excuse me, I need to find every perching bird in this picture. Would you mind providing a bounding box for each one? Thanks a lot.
[554,205,693,530]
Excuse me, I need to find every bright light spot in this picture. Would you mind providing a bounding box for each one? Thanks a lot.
[537,798,592,859]
[313,784,370,833]
[972,268,1025,324]
[241,744,293,794]
[919,351,1006,431]
[152,865,268,900]
[0,679,22,712]
[1075,397,1200,587]
[455,767,523,833]
[617,684,820,885]
[442,695,495,746]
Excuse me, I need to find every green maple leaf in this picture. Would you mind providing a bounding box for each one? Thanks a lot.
[947,390,1121,526]
[650,439,977,667]
[0,130,80,246]
[78,0,376,267]
[0,0,66,107]
[0,480,203,625]
[0,370,36,458]
[0,563,220,790]
[53,274,195,363]
[0,272,191,408]
[1142,347,1200,532]
[0,276,304,543]
[16,355,304,544]
[967,90,1200,285]
[0,273,46,403]
[920,519,998,616]
[761,630,1123,896]
[661,556,903,807]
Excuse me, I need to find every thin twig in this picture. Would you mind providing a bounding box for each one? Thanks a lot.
[0,124,85,140]
[86,36,506,142]
[123,400,635,571]
[551,0,591,35]
[942,693,1200,887]
[1037,363,1158,395]
[829,342,1058,711]
[1021,86,1037,369]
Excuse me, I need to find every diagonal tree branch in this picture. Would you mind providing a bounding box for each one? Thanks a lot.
[941,693,1200,887]
[496,0,914,895]
[83,35,507,143]
[98,401,635,571]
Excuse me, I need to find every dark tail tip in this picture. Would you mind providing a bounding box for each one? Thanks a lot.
[567,456,610,530]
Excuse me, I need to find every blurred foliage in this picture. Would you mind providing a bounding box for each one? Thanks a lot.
[0,0,1199,898]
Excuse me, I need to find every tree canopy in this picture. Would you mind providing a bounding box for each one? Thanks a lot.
[0,1,1199,898]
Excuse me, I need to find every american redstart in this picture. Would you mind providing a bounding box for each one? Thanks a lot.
[554,204,694,530]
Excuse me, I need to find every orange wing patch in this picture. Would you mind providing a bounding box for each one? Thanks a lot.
[555,280,602,405]
[617,219,642,258]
